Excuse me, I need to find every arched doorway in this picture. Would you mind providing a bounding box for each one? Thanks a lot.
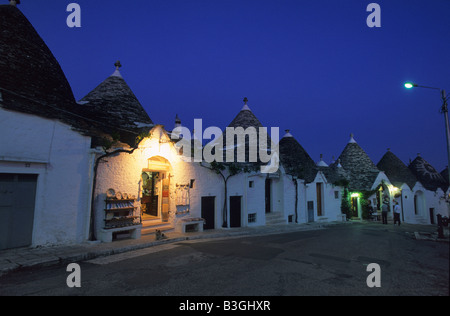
[141,156,172,222]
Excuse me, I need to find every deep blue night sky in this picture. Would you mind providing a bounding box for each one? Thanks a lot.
[18,0,450,171]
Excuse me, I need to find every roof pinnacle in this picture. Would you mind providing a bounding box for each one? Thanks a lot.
[111,60,123,78]
[283,129,293,138]
[241,97,251,111]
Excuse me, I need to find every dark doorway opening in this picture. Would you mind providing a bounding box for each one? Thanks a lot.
[316,183,323,217]
[230,196,242,228]
[429,208,435,224]
[307,201,314,223]
[265,179,271,213]
[201,196,215,230]
[351,197,359,218]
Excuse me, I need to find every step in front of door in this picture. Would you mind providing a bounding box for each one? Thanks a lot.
[140,219,174,236]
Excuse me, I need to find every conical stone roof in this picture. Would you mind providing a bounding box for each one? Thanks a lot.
[409,155,447,192]
[227,99,264,130]
[279,131,317,182]
[80,62,153,128]
[0,4,116,147]
[221,98,272,165]
[0,4,77,117]
[377,150,417,189]
[337,134,380,190]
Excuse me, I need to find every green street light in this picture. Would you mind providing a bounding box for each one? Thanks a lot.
[404,82,450,186]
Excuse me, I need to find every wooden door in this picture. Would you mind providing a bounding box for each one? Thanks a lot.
[316,183,323,217]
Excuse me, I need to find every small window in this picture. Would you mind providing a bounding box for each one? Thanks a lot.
[190,179,195,189]
[334,191,340,199]
[248,213,257,223]
[249,181,254,188]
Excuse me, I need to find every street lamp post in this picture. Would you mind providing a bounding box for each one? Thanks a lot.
[404,82,450,185]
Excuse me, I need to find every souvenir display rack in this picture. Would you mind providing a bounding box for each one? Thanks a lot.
[104,197,140,229]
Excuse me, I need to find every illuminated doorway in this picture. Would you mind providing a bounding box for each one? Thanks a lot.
[141,156,171,222]
[350,192,361,219]
[141,171,160,218]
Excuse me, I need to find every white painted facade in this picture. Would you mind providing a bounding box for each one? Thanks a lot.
[397,184,449,225]
[94,125,340,240]
[300,172,343,223]
[0,108,93,246]
[358,173,449,225]
[93,125,225,239]
[405,183,450,224]
[2,110,447,249]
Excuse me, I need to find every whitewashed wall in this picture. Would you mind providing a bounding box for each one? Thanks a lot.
[94,126,300,234]
[241,173,266,226]
[0,108,93,246]
[398,184,417,224]
[93,125,225,235]
[301,172,343,223]
[176,162,224,228]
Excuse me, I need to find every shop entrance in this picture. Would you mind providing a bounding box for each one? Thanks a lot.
[141,171,160,218]
[141,156,171,222]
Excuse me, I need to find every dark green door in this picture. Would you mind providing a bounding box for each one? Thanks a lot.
[0,174,38,250]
